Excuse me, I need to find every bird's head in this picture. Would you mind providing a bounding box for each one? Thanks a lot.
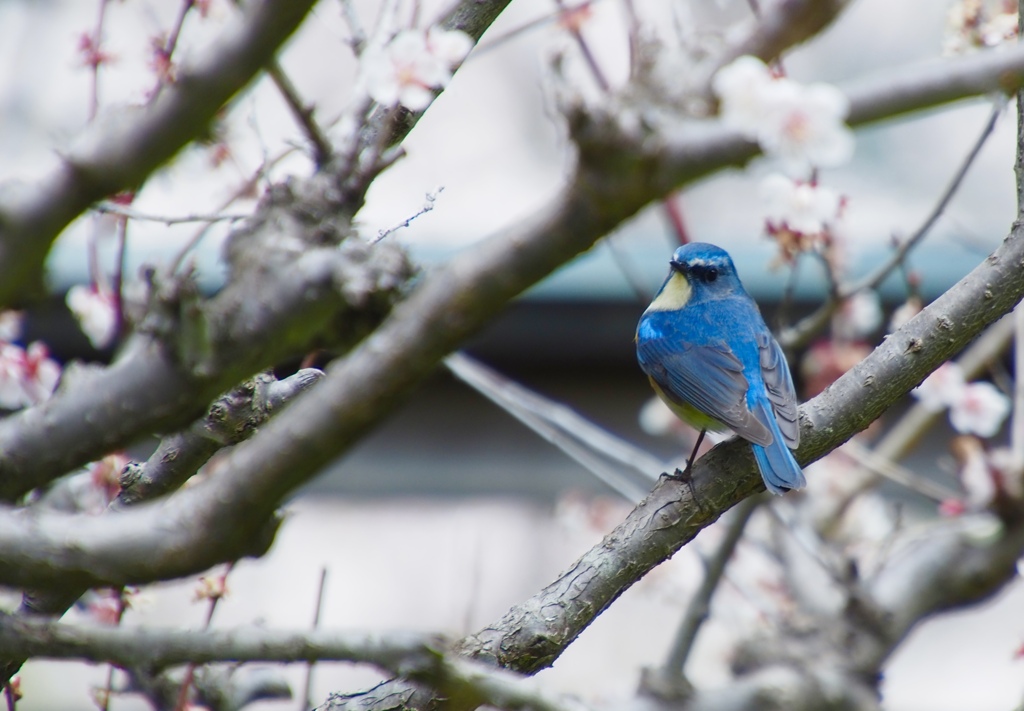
[645,243,741,314]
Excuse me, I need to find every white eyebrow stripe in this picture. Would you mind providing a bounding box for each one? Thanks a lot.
[685,257,725,268]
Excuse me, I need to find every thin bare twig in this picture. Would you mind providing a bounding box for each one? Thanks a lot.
[845,103,1003,298]
[266,60,334,166]
[175,563,234,711]
[603,236,651,302]
[95,202,250,226]
[553,0,610,93]
[445,352,663,502]
[661,194,690,245]
[111,212,129,341]
[657,495,762,689]
[373,188,444,243]
[780,102,1003,349]
[338,0,367,55]
[301,567,329,710]
[99,589,129,711]
[87,0,111,122]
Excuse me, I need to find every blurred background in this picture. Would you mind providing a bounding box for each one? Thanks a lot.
[0,0,1022,709]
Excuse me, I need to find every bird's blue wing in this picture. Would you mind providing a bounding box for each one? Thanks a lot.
[758,331,800,449]
[638,337,772,446]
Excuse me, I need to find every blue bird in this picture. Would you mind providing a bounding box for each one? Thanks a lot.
[635,243,805,495]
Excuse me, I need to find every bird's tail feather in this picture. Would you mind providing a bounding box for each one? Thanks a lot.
[752,428,805,496]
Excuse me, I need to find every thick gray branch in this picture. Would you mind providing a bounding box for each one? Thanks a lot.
[0,0,318,306]
[0,616,443,672]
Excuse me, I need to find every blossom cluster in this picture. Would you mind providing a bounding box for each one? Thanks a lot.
[713,56,853,260]
[944,0,1018,55]
[363,27,473,111]
[758,172,844,258]
[912,362,1010,438]
[712,56,854,175]
[0,312,61,411]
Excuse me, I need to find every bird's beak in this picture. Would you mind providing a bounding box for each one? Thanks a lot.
[669,259,685,273]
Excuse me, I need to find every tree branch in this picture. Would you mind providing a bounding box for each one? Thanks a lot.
[0,617,444,672]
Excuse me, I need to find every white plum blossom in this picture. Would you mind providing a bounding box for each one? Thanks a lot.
[363,27,473,111]
[949,381,1010,437]
[912,362,1010,438]
[759,173,842,235]
[66,285,119,349]
[0,342,60,409]
[711,55,775,137]
[912,362,967,412]
[944,0,1019,55]
[713,55,855,173]
[759,81,854,172]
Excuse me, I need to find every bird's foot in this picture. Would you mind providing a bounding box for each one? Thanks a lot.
[661,468,705,513]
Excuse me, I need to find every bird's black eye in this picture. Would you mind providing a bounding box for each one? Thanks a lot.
[705,267,718,283]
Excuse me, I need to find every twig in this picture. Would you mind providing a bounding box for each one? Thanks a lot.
[94,202,250,226]
[373,187,444,243]
[338,0,367,55]
[553,0,610,93]
[807,313,1012,529]
[164,0,195,70]
[229,0,331,165]
[87,0,111,122]
[661,194,689,245]
[301,567,329,710]
[657,496,762,688]
[780,102,1003,349]
[98,589,129,711]
[0,369,324,690]
[167,148,296,273]
[603,236,651,302]
[265,60,334,166]
[844,102,1002,298]
[445,352,661,503]
[151,0,197,100]
[117,369,325,508]
[841,439,959,502]
[175,563,234,711]
[111,211,129,341]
